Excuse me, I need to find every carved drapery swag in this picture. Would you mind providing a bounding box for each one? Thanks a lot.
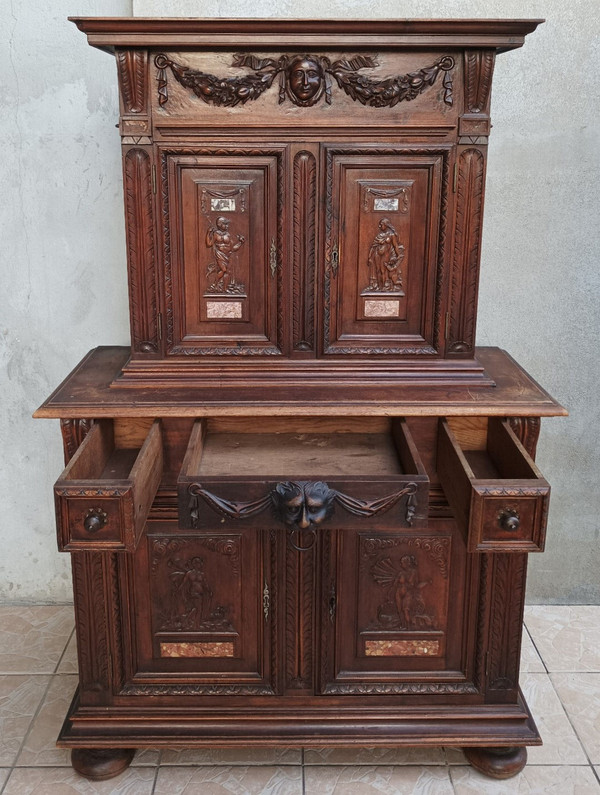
[154,53,455,109]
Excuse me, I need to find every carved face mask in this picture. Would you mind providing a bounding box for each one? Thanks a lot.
[286,57,325,105]
[273,481,336,528]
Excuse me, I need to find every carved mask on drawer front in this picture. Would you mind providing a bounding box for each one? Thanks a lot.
[273,481,336,528]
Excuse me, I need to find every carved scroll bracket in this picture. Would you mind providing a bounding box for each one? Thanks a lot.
[116,49,151,140]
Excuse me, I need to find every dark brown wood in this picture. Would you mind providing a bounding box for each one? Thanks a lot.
[71,748,135,781]
[35,18,566,782]
[463,746,528,779]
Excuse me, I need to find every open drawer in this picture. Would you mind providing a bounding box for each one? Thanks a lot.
[437,418,549,552]
[54,420,163,552]
[178,418,429,532]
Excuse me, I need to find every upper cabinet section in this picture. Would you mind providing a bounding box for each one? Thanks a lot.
[71,18,542,387]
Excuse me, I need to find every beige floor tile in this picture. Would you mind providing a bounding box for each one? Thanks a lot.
[450,764,600,794]
[304,746,446,765]
[3,765,155,794]
[131,747,161,766]
[0,675,50,765]
[445,747,467,764]
[521,672,587,764]
[551,673,600,763]
[304,765,454,794]
[160,746,300,765]
[525,606,600,672]
[0,606,74,674]
[154,765,302,794]
[0,768,10,788]
[57,632,78,674]
[16,675,76,767]
[521,627,546,673]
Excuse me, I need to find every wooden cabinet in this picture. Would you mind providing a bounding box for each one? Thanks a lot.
[34,18,568,782]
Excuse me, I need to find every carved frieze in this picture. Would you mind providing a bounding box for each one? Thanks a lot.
[154,52,455,109]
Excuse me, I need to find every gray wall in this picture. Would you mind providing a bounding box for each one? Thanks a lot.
[1,0,598,603]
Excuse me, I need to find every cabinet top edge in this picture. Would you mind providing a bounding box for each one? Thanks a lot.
[69,17,544,53]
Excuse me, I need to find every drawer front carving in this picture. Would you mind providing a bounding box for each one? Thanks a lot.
[437,418,550,552]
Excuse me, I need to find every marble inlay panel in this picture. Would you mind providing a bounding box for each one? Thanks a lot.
[160,641,234,658]
[154,765,302,794]
[551,672,600,763]
[0,606,74,674]
[525,606,600,672]
[365,639,439,656]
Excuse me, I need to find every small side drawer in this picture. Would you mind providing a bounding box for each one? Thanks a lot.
[178,418,429,532]
[54,420,163,552]
[437,418,549,553]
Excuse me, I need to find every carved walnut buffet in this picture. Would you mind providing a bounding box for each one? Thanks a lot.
[34,18,567,781]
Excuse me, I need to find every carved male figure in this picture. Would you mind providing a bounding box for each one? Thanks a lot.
[206,216,245,293]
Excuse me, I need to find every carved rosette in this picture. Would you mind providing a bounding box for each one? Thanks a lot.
[448,148,485,355]
[125,149,159,354]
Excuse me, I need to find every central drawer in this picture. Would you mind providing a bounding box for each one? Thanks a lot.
[178,418,429,531]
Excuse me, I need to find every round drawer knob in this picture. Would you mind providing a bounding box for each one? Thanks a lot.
[498,508,520,532]
[83,508,108,534]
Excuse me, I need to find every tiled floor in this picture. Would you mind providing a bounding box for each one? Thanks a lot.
[0,605,598,794]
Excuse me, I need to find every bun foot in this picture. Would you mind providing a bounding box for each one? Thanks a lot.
[71,748,136,781]
[463,746,527,779]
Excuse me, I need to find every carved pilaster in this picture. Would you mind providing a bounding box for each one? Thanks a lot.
[292,151,316,352]
[60,419,94,464]
[447,148,485,356]
[486,553,527,700]
[509,417,542,459]
[124,149,159,354]
[71,553,113,705]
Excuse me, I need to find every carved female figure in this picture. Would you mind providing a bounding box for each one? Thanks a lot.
[205,216,245,294]
[285,55,326,106]
[366,218,405,293]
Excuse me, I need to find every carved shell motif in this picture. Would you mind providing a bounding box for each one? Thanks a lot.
[154,53,455,109]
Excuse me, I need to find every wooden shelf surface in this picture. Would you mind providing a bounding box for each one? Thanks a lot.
[34,347,566,419]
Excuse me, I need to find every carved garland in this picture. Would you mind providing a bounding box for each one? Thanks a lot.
[187,480,419,530]
[154,52,454,109]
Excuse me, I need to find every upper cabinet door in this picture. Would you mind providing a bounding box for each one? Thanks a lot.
[160,148,285,357]
[322,145,451,357]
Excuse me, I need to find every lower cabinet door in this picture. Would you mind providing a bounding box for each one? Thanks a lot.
[319,519,472,695]
[129,522,279,695]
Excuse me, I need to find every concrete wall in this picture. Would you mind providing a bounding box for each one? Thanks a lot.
[1,0,598,602]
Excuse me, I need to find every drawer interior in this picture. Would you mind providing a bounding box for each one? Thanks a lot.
[182,417,425,479]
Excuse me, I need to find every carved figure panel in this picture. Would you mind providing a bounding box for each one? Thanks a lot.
[369,554,434,631]
[205,216,246,295]
[154,52,454,109]
[364,218,406,295]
